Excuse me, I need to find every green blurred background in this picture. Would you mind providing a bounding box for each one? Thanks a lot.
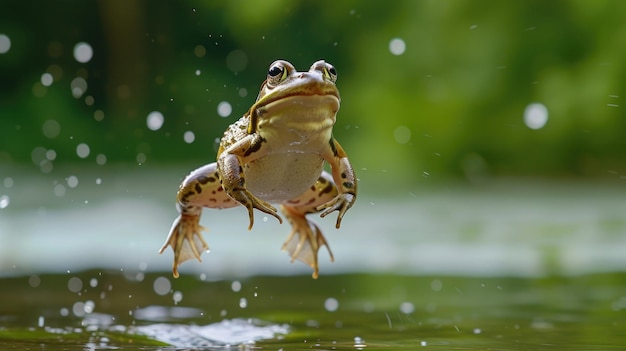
[2,0,626,191]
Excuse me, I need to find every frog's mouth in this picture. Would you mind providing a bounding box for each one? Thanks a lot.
[260,93,339,113]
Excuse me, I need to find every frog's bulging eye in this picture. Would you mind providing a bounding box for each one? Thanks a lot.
[267,63,286,86]
[324,64,337,83]
[268,65,283,78]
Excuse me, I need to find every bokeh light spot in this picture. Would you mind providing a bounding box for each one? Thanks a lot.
[70,77,88,98]
[96,154,107,165]
[42,120,61,139]
[400,301,415,314]
[67,277,83,293]
[76,143,90,158]
[54,184,66,197]
[3,177,14,188]
[73,42,93,63]
[393,125,411,144]
[226,49,248,73]
[147,111,164,131]
[217,101,232,117]
[153,277,171,296]
[183,131,195,144]
[0,34,11,54]
[524,103,548,130]
[324,297,339,312]
[389,38,406,56]
[41,73,54,87]
[67,175,79,188]
[194,45,206,58]
[94,110,104,121]
[0,195,10,209]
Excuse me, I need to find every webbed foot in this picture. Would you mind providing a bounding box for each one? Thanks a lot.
[159,214,209,278]
[280,205,334,279]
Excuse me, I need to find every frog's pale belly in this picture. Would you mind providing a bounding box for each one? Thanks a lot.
[244,152,324,203]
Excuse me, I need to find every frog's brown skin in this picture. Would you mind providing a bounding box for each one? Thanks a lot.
[159,60,357,279]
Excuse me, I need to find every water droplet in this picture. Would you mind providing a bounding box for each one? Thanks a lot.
[324,297,339,312]
[153,277,171,296]
[195,69,201,76]
[44,150,56,161]
[0,195,10,209]
[41,73,54,87]
[68,277,83,293]
[96,154,107,166]
[231,281,242,292]
[238,88,247,97]
[70,77,88,98]
[173,291,183,304]
[523,103,548,130]
[400,301,414,314]
[239,297,248,309]
[0,34,11,54]
[76,143,90,158]
[67,175,79,188]
[73,42,93,63]
[146,111,164,131]
[217,101,232,117]
[183,130,195,144]
[84,300,95,314]
[72,301,85,317]
[389,38,406,56]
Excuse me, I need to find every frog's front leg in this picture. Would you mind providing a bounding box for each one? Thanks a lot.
[318,138,357,228]
[159,163,237,278]
[281,172,340,279]
[217,134,282,230]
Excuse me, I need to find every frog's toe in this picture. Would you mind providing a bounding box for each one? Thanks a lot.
[317,193,356,228]
[159,214,209,278]
[280,206,334,279]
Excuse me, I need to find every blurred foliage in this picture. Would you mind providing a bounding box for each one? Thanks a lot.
[1,0,626,185]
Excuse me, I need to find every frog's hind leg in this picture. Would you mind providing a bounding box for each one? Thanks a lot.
[159,163,238,278]
[280,171,339,279]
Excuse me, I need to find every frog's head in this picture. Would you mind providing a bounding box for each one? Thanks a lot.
[255,60,340,104]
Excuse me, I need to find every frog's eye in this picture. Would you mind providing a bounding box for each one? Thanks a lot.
[267,62,287,86]
[324,64,337,83]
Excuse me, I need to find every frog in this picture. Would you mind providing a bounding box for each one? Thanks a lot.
[159,59,357,279]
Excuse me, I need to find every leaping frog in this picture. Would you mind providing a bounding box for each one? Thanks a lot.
[159,59,357,278]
